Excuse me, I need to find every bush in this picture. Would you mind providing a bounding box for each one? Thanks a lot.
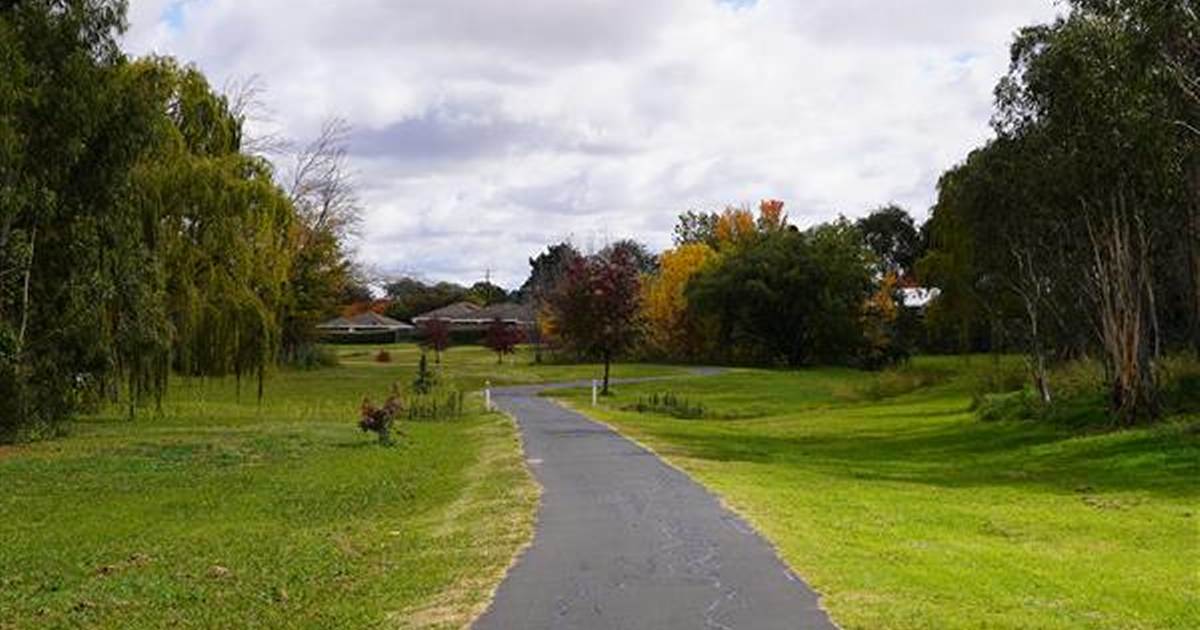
[975,390,1038,422]
[374,349,392,363]
[412,352,437,394]
[406,386,466,421]
[970,360,1028,404]
[284,344,340,370]
[972,358,1110,426]
[1161,354,1200,414]
[624,391,708,419]
[851,365,951,401]
[969,354,1197,427]
[359,394,401,445]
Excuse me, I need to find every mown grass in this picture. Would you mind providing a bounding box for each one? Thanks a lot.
[330,342,691,389]
[551,356,1200,629]
[0,344,679,628]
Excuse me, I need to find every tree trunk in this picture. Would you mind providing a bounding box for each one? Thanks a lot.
[1188,161,1200,354]
[1086,195,1160,425]
[1023,290,1052,406]
[15,225,35,355]
[602,350,611,395]
[1011,244,1052,405]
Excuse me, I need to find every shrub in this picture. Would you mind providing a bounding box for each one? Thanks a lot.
[412,352,437,394]
[975,390,1038,422]
[973,358,1110,426]
[406,387,466,421]
[624,391,708,419]
[284,344,340,370]
[1161,354,1200,414]
[1048,358,1105,401]
[402,354,464,420]
[359,394,401,445]
[374,349,392,363]
[970,360,1028,404]
[852,365,951,401]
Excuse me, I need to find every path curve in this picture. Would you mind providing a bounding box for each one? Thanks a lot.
[473,374,836,629]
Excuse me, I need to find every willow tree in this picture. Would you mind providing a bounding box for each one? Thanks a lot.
[1,2,302,440]
[128,57,296,398]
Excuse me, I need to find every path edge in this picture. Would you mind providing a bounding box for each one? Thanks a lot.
[464,406,545,630]
[551,395,845,630]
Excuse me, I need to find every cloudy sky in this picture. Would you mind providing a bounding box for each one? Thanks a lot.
[124,0,1062,289]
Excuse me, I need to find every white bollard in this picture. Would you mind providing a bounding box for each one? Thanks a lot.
[592,379,598,407]
[485,380,492,411]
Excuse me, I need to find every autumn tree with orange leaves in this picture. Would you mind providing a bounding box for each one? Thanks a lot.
[677,199,790,251]
[640,243,716,360]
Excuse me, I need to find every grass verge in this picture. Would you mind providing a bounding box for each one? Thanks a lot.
[1,343,675,628]
[550,356,1200,629]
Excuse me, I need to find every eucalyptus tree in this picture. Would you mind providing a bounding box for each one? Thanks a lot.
[1,0,165,436]
[923,0,1197,423]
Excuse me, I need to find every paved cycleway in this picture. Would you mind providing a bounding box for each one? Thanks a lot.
[473,376,836,629]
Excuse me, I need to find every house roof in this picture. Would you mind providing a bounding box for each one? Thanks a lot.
[411,301,481,321]
[475,302,535,322]
[318,311,413,330]
[317,316,352,329]
[412,301,535,324]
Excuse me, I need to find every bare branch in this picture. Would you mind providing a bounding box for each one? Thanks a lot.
[285,116,362,244]
[222,74,289,156]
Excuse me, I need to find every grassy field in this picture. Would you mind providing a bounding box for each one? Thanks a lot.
[0,345,681,628]
[551,356,1200,629]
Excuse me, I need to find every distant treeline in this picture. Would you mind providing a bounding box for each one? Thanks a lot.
[524,0,1199,425]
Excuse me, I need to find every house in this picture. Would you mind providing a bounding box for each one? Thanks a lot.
[411,301,535,330]
[901,287,941,310]
[410,301,484,325]
[317,311,414,342]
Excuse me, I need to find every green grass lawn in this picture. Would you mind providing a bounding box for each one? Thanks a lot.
[331,342,692,388]
[0,344,680,628]
[550,356,1200,629]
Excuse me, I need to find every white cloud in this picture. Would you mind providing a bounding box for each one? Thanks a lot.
[124,0,1061,288]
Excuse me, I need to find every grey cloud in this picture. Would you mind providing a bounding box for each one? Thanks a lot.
[125,0,1062,288]
[350,104,638,168]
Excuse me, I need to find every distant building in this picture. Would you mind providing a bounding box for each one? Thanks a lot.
[316,311,413,342]
[901,287,941,310]
[411,301,535,330]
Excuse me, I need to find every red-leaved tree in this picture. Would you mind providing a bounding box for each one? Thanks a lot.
[484,319,525,364]
[546,247,642,394]
[419,318,451,363]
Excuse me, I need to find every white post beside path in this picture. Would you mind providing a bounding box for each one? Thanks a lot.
[592,379,598,407]
[485,380,493,411]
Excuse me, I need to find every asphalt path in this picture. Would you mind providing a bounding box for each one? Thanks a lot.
[473,375,836,629]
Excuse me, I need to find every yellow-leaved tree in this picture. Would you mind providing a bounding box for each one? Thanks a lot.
[640,242,717,360]
[713,200,789,250]
[714,206,757,248]
[861,270,903,369]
